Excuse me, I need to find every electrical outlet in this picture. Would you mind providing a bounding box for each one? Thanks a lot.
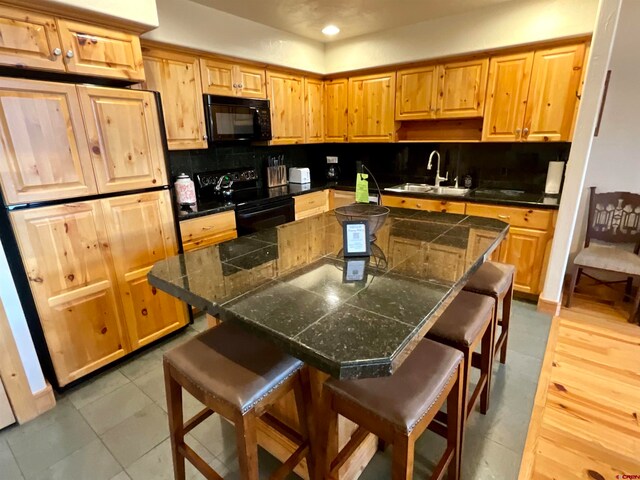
[326,156,338,164]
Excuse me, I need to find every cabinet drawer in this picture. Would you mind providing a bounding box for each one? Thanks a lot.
[181,211,237,252]
[294,191,328,219]
[381,195,466,214]
[330,190,355,209]
[465,203,553,230]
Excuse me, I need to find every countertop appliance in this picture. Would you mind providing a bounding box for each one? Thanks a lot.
[194,167,295,236]
[204,95,272,142]
[289,167,310,184]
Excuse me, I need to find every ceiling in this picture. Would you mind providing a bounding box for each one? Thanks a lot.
[190,0,516,42]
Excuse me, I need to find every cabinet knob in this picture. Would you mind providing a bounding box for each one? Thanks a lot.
[52,47,62,57]
[232,83,238,88]
[65,50,74,58]
[203,134,208,140]
[416,203,422,208]
[238,83,243,88]
[515,128,521,138]
[523,128,529,136]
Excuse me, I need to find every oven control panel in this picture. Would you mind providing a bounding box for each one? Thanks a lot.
[195,168,258,197]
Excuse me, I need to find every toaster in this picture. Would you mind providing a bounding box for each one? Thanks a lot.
[289,167,310,184]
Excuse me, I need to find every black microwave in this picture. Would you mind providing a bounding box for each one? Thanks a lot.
[204,95,272,142]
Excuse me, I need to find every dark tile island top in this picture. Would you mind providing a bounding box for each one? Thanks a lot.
[149,209,508,379]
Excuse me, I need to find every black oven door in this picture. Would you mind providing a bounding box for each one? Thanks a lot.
[235,197,295,236]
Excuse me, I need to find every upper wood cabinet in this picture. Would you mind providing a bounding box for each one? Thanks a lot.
[267,70,305,145]
[348,72,396,142]
[437,58,489,119]
[324,78,348,143]
[10,201,128,386]
[101,190,187,349]
[524,43,586,142]
[141,47,207,150]
[304,77,324,143]
[56,20,144,81]
[200,58,266,98]
[0,5,64,71]
[395,66,438,120]
[482,52,534,141]
[483,43,586,142]
[0,78,97,205]
[77,86,167,193]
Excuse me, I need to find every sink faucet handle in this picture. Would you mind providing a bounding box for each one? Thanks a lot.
[454,176,458,188]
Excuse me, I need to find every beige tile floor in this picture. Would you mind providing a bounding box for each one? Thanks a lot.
[0,300,550,479]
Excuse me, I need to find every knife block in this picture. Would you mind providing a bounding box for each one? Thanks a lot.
[267,165,287,187]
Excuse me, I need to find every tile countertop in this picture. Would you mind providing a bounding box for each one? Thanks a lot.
[149,208,509,379]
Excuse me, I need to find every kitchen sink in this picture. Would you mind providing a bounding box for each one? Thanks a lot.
[384,184,470,196]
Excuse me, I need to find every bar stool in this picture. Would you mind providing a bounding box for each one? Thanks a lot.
[163,322,314,480]
[463,261,515,364]
[317,339,464,480]
[425,290,495,418]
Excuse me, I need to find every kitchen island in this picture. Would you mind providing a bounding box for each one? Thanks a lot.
[149,208,508,477]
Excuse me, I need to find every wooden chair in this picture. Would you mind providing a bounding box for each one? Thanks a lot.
[463,261,515,364]
[566,187,640,323]
[317,339,464,480]
[163,322,315,480]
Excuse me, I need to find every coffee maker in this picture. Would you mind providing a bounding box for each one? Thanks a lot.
[326,156,341,180]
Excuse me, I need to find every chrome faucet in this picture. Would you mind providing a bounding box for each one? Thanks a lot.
[428,150,448,187]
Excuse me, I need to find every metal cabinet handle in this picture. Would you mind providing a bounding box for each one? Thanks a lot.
[497,214,510,219]
[65,50,74,58]
[52,48,62,57]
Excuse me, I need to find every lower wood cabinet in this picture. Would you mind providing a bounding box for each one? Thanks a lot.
[9,190,186,386]
[381,195,466,214]
[180,210,237,252]
[294,190,329,220]
[329,190,355,209]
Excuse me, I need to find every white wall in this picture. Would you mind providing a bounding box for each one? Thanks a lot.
[0,238,46,394]
[325,0,598,73]
[35,0,159,28]
[143,0,326,73]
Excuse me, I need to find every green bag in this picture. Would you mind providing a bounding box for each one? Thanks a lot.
[355,173,369,203]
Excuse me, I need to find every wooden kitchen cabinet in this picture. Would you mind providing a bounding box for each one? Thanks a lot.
[304,77,324,143]
[141,47,207,150]
[324,78,348,142]
[101,190,188,350]
[0,78,97,205]
[294,190,329,220]
[348,72,396,142]
[56,19,145,81]
[180,210,237,252]
[200,58,266,98]
[329,189,355,209]
[0,5,64,71]
[482,43,585,142]
[77,86,167,193]
[437,58,489,119]
[381,195,466,214]
[10,202,128,386]
[266,70,305,145]
[395,65,438,120]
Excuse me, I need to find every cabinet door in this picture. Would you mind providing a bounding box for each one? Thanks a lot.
[236,64,266,98]
[267,71,305,145]
[77,86,167,194]
[200,58,235,96]
[0,78,97,204]
[56,20,144,81]
[499,227,549,294]
[10,202,128,386]
[142,48,207,150]
[395,66,438,120]
[437,59,488,119]
[348,73,396,142]
[324,79,348,143]
[523,44,586,142]
[482,52,534,142]
[0,5,64,71]
[180,210,237,252]
[304,78,324,143]
[101,191,188,349]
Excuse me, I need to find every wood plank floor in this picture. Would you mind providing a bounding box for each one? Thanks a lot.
[518,296,640,479]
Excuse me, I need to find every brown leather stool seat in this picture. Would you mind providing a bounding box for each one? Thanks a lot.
[463,261,515,364]
[317,339,465,480]
[163,322,314,480]
[426,291,495,418]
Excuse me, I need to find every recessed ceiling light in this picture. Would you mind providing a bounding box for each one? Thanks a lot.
[322,25,340,36]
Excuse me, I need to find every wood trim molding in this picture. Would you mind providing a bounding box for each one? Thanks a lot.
[537,297,561,316]
[0,297,55,424]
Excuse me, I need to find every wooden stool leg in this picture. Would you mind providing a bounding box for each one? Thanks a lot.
[565,266,581,308]
[391,434,414,480]
[462,347,472,418]
[164,362,186,480]
[500,282,513,364]
[292,370,317,480]
[315,388,338,480]
[235,413,259,480]
[447,365,464,480]
[629,281,640,323]
[480,312,494,415]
